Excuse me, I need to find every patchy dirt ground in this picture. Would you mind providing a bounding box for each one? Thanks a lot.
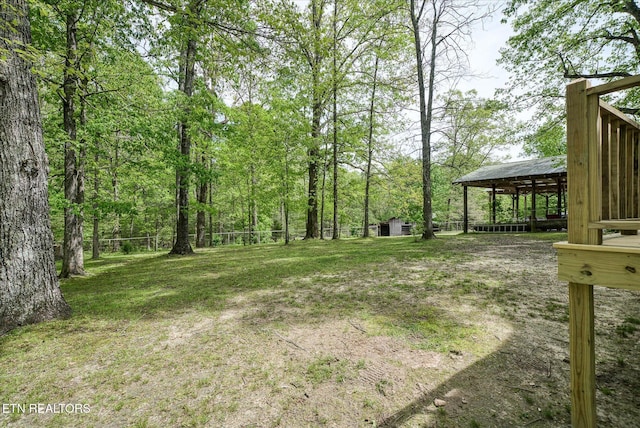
[165,234,640,427]
[3,234,639,428]
[211,234,640,428]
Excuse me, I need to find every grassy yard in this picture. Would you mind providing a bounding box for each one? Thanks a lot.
[1,234,638,427]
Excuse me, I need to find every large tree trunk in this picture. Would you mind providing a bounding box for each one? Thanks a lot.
[304,0,323,240]
[250,165,259,244]
[331,0,339,240]
[306,102,321,239]
[91,141,100,259]
[110,143,121,252]
[320,141,328,239]
[410,0,436,240]
[196,182,207,248]
[0,0,71,333]
[170,35,197,255]
[60,10,85,277]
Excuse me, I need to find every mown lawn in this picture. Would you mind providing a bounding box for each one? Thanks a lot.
[3,232,636,427]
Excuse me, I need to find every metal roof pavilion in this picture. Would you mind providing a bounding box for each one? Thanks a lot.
[453,155,567,194]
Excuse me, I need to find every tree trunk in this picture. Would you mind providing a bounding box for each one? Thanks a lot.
[320,143,328,239]
[331,0,339,240]
[170,35,196,255]
[251,165,259,244]
[410,0,436,240]
[60,10,86,276]
[0,0,71,333]
[363,56,380,238]
[305,0,323,240]
[196,154,207,248]
[92,142,100,259]
[283,140,291,245]
[208,163,214,246]
[110,143,121,252]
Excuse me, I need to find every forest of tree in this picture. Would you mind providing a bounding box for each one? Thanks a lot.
[3,0,640,329]
[22,0,518,266]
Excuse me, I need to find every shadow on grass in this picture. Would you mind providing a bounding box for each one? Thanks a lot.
[374,328,572,427]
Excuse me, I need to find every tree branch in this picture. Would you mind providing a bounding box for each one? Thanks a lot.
[563,71,632,79]
[139,0,176,13]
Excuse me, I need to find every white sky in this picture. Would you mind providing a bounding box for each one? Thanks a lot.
[459,8,512,99]
[459,6,529,160]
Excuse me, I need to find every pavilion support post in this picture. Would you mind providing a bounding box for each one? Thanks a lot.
[492,184,497,224]
[557,178,563,216]
[531,180,537,232]
[463,185,468,234]
[516,189,520,221]
[545,194,550,217]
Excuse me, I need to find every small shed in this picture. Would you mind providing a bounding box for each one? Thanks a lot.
[379,218,413,236]
[453,156,567,233]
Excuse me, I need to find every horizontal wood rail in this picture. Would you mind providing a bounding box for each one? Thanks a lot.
[556,240,640,291]
[588,220,640,230]
[587,74,640,96]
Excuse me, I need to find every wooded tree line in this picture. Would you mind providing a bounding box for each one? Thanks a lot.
[26,0,516,275]
[3,0,640,331]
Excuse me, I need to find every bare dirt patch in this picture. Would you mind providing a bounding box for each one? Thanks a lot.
[169,235,639,427]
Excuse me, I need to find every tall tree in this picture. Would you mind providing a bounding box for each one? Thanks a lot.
[305,0,327,239]
[259,0,331,239]
[328,0,393,239]
[362,54,380,237]
[172,0,200,255]
[409,0,436,240]
[60,7,86,276]
[407,0,487,239]
[0,0,71,333]
[356,8,411,237]
[32,0,131,275]
[141,0,252,253]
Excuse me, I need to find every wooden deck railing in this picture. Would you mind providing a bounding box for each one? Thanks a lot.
[591,100,640,229]
[557,75,640,428]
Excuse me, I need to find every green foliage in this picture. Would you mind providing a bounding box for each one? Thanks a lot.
[430,90,519,224]
[500,0,640,143]
[522,118,566,158]
[28,0,512,249]
[121,241,133,255]
[373,156,423,224]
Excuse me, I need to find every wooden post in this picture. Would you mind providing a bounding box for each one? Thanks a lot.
[492,184,497,224]
[557,178,563,217]
[531,180,537,232]
[545,194,550,217]
[569,282,596,425]
[566,78,598,428]
[516,188,520,221]
[511,194,516,221]
[463,186,468,234]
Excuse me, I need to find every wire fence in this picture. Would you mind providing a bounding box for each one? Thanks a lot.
[90,223,478,254]
[57,220,548,258]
